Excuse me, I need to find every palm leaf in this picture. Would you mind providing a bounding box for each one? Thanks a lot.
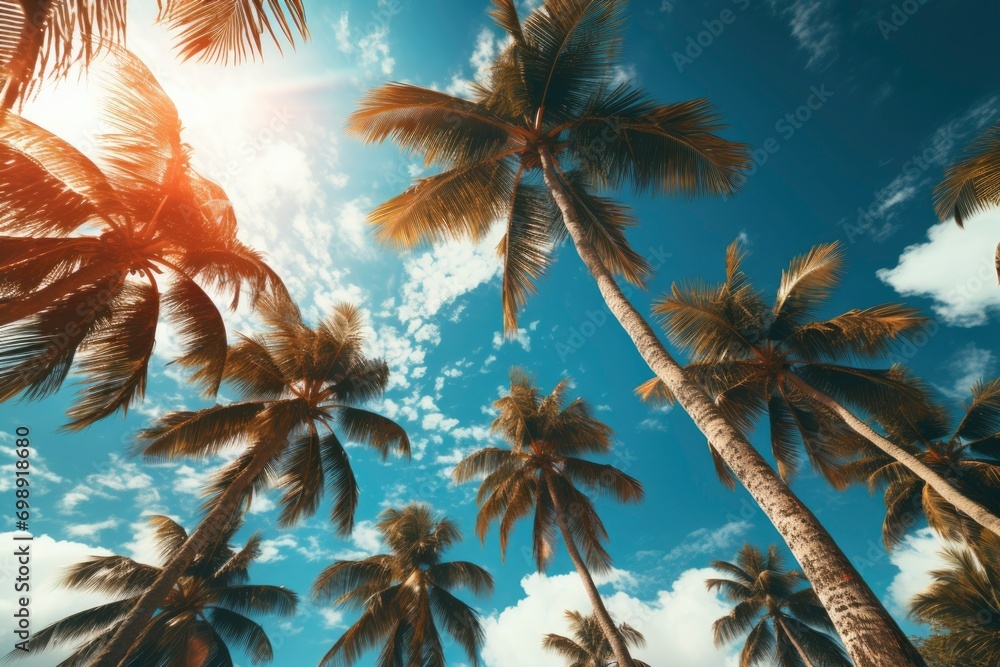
[65,280,159,428]
[159,0,309,65]
[567,86,749,196]
[771,242,843,339]
[934,121,1000,226]
[162,273,228,396]
[367,158,516,249]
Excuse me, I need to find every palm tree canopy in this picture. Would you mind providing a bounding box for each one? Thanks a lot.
[637,240,933,489]
[453,368,643,573]
[0,50,281,428]
[842,379,1000,549]
[707,543,851,667]
[312,503,494,667]
[909,530,1000,666]
[347,0,749,333]
[135,292,409,535]
[12,514,297,666]
[542,609,649,667]
[0,0,308,107]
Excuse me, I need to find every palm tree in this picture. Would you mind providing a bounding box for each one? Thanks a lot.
[708,543,851,667]
[0,50,279,429]
[933,121,1000,281]
[312,503,494,667]
[12,513,297,666]
[909,530,1000,666]
[349,3,924,662]
[638,240,1000,538]
[453,370,644,667]
[542,610,650,667]
[843,379,1000,549]
[93,293,409,667]
[0,0,308,109]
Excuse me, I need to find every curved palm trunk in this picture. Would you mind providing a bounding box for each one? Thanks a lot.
[786,373,1000,538]
[1,0,53,110]
[546,477,637,667]
[537,146,925,667]
[775,616,817,667]
[92,445,276,667]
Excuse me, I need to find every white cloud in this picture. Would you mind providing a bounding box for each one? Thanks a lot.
[321,609,347,630]
[59,455,157,513]
[335,12,395,76]
[610,64,637,87]
[877,209,1000,327]
[492,321,538,352]
[770,0,838,69]
[665,520,752,563]
[65,518,120,539]
[397,228,504,328]
[482,569,739,667]
[638,418,667,432]
[0,440,63,494]
[447,29,513,98]
[945,343,996,398]
[258,534,299,564]
[885,528,952,616]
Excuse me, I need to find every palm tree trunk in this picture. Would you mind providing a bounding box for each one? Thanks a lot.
[546,476,637,667]
[775,616,817,667]
[536,145,925,667]
[91,445,276,667]
[1,0,52,111]
[785,373,1000,538]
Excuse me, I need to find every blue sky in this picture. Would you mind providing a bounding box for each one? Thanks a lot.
[3,0,1000,665]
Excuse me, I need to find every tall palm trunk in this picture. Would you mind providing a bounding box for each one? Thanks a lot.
[1,0,52,110]
[786,373,1000,537]
[537,146,925,667]
[546,475,637,667]
[92,444,277,667]
[775,616,817,667]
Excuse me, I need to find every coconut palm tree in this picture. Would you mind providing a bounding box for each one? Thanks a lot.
[453,370,644,667]
[933,121,1000,281]
[843,379,1000,549]
[0,50,280,429]
[11,513,297,666]
[0,0,308,109]
[708,544,851,667]
[93,293,409,667]
[638,240,1000,538]
[312,503,494,667]
[542,610,650,667]
[909,530,1000,666]
[349,3,924,662]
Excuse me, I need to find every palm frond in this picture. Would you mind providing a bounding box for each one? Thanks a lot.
[159,0,309,65]
[934,121,1000,226]
[0,111,123,233]
[771,242,843,339]
[162,273,228,396]
[65,281,159,429]
[567,87,749,196]
[367,158,516,249]
[336,406,409,460]
[346,83,518,167]
[135,401,267,461]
